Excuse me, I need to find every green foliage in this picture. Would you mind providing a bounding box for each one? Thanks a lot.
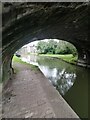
[37,40,77,56]
[37,41,48,54]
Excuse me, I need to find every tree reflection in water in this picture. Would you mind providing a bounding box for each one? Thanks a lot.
[39,66,76,96]
[56,70,76,95]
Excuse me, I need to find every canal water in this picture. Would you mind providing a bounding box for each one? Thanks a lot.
[21,54,89,119]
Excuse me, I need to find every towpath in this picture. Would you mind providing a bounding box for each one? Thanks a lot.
[2,61,79,118]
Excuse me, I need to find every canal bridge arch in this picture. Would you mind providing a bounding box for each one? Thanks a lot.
[2,2,90,82]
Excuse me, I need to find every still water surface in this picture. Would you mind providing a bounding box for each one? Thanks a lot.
[21,54,89,118]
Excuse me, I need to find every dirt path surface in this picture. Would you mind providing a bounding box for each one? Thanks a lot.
[2,61,79,118]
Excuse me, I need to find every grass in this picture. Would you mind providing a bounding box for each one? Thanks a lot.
[27,52,38,55]
[12,55,38,71]
[13,55,24,63]
[38,54,77,65]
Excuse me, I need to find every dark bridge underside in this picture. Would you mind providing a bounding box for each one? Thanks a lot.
[2,2,90,82]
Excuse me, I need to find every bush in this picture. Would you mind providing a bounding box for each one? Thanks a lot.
[37,40,77,56]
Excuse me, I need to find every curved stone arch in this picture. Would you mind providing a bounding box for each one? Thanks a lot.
[2,2,89,83]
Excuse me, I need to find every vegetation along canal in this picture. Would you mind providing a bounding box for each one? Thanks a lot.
[20,54,89,119]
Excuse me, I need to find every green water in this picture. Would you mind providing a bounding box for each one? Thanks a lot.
[21,55,89,119]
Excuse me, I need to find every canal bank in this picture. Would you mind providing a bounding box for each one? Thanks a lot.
[38,54,77,65]
[38,54,90,68]
[2,58,79,118]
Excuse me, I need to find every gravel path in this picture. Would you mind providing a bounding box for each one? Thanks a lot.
[2,61,79,118]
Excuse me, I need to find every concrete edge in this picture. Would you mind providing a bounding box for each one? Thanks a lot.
[38,69,80,118]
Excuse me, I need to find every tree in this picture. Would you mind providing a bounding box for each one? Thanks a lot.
[47,40,57,54]
[37,41,48,54]
[36,40,77,56]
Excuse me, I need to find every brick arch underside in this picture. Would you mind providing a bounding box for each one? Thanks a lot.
[2,2,90,83]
